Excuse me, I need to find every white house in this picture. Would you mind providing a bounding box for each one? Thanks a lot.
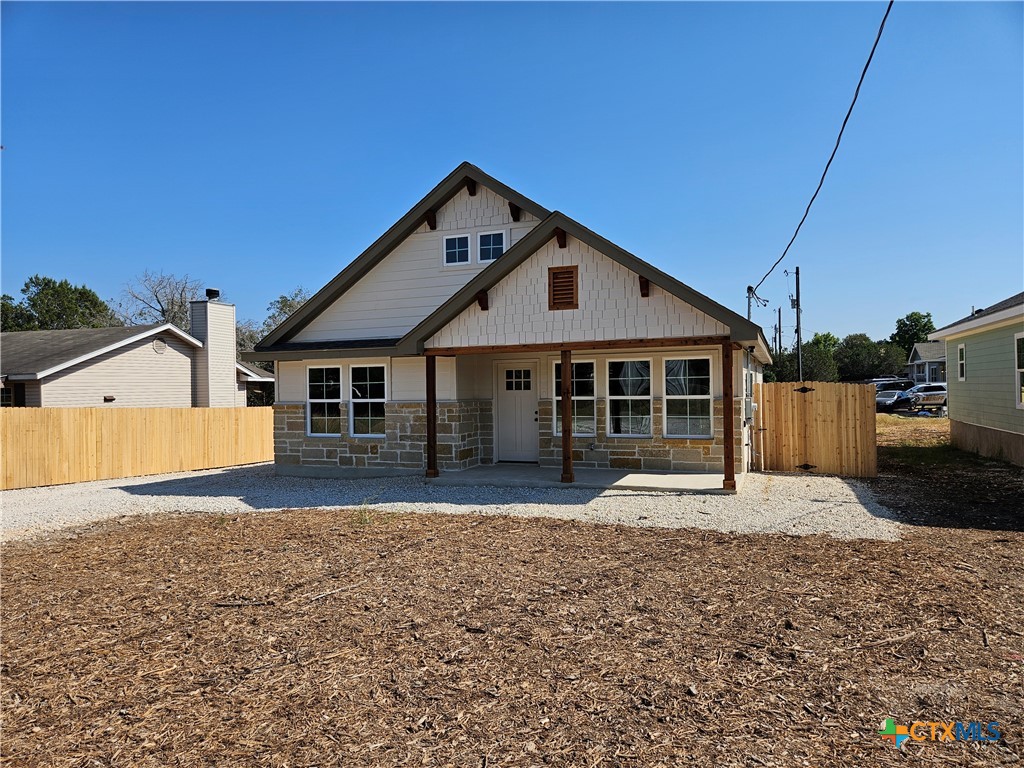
[246,164,772,491]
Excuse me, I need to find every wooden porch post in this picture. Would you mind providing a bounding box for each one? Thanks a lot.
[425,355,439,478]
[722,343,736,491]
[560,348,574,483]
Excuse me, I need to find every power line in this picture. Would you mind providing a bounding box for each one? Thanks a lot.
[752,0,895,296]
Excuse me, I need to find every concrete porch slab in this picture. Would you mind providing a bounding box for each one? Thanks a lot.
[428,463,736,494]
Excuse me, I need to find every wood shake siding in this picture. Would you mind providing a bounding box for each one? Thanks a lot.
[427,238,730,348]
[293,185,539,343]
[38,335,194,408]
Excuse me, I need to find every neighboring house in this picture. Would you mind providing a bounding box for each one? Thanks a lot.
[0,294,268,408]
[905,341,946,383]
[929,291,1024,466]
[246,163,772,491]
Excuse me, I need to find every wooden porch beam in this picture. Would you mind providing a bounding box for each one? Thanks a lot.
[509,202,522,222]
[425,210,437,231]
[425,335,734,357]
[466,179,477,196]
[554,227,567,248]
[425,355,439,478]
[638,276,650,297]
[722,342,736,492]
[475,291,488,311]
[560,348,574,483]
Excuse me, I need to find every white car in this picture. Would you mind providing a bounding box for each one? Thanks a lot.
[908,383,947,411]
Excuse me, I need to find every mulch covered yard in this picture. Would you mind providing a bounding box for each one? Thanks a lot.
[2,504,1021,766]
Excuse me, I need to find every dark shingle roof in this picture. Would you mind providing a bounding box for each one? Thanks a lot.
[1,325,188,378]
[933,291,1024,333]
[909,341,945,362]
[235,360,274,380]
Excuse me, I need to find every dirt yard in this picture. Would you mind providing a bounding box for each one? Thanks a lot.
[2,416,1021,766]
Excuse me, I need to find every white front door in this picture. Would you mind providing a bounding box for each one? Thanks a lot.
[496,364,539,462]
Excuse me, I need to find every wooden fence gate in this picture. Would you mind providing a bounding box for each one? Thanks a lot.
[754,382,877,477]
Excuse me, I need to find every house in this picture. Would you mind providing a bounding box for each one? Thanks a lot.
[246,163,772,491]
[0,293,270,408]
[929,291,1024,466]
[905,341,946,383]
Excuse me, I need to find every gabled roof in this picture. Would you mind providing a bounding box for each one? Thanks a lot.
[235,360,274,382]
[930,291,1024,340]
[907,341,945,364]
[1,324,202,380]
[257,162,551,350]
[395,211,768,357]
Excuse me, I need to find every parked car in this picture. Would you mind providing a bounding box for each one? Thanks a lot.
[868,377,915,391]
[876,389,916,413]
[907,383,947,411]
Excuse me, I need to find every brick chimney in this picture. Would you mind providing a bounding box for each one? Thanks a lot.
[189,289,237,407]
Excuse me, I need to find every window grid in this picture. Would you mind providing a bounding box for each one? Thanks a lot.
[350,365,386,436]
[664,358,713,438]
[443,234,470,266]
[307,366,343,436]
[504,369,532,391]
[554,361,597,437]
[478,231,505,262]
[607,360,652,437]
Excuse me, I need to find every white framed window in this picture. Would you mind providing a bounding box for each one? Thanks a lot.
[958,344,966,381]
[664,358,713,438]
[442,234,471,266]
[350,364,386,437]
[478,231,506,262]
[1015,333,1024,409]
[307,366,342,436]
[607,360,652,437]
[553,360,596,436]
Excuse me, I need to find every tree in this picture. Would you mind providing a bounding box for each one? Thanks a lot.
[1,275,120,331]
[809,332,840,356]
[889,311,935,357]
[236,286,311,370]
[834,333,906,381]
[764,343,837,383]
[116,271,202,331]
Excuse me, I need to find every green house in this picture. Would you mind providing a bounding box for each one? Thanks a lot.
[929,292,1024,466]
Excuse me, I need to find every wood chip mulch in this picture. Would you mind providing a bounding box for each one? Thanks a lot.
[2,507,1021,767]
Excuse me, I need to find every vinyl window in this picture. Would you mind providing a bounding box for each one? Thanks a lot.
[607,360,652,437]
[307,366,342,436]
[350,365,386,437]
[554,361,596,436]
[1015,333,1024,408]
[664,358,713,438]
[958,344,966,381]
[443,234,471,266]
[478,231,505,262]
[0,388,11,408]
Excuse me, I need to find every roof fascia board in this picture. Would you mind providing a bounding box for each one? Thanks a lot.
[257,163,551,349]
[397,212,764,354]
[241,347,400,362]
[32,324,202,380]
[235,363,274,381]
[929,306,1024,340]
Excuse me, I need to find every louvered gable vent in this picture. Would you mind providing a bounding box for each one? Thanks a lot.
[548,266,579,311]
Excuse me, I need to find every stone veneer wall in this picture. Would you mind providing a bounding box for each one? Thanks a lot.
[273,400,492,473]
[538,397,744,475]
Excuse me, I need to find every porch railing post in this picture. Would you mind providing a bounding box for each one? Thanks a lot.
[722,342,736,491]
[560,348,574,483]
[425,355,439,478]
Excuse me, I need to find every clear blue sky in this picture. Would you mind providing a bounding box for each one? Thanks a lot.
[2,2,1021,344]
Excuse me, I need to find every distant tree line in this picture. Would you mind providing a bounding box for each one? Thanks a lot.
[765,311,937,383]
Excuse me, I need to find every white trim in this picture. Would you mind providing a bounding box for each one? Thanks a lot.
[441,233,473,268]
[1015,332,1024,410]
[477,229,508,263]
[957,343,966,382]
[605,358,653,438]
[662,355,714,439]
[929,304,1024,340]
[348,363,387,437]
[28,324,203,381]
[552,359,597,437]
[306,364,344,437]
[235,362,274,382]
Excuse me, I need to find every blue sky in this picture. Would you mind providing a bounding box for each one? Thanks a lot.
[2,2,1021,344]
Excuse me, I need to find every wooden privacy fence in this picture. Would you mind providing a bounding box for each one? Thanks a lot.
[1,407,273,490]
[755,382,877,478]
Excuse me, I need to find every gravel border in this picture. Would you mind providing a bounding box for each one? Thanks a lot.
[1,463,903,543]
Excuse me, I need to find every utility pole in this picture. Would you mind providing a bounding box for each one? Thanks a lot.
[777,306,783,356]
[795,266,803,381]
[746,286,754,321]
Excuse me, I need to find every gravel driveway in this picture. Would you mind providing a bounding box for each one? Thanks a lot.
[1,463,902,542]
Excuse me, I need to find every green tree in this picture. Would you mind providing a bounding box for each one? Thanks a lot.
[236,286,311,370]
[809,332,840,355]
[889,311,935,356]
[1,275,120,331]
[835,333,907,381]
[802,342,839,382]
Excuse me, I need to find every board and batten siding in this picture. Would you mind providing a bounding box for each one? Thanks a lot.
[276,356,457,405]
[427,238,729,349]
[38,334,194,408]
[293,185,540,343]
[946,322,1024,434]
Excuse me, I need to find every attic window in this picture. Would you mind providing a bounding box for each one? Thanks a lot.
[548,266,578,311]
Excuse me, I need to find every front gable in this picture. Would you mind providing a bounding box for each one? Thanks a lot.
[426,236,729,349]
[293,184,541,342]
